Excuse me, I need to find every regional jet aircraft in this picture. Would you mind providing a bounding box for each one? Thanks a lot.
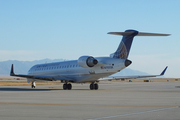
[10,30,170,90]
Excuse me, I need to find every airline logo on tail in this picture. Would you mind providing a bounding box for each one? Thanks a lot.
[113,41,127,59]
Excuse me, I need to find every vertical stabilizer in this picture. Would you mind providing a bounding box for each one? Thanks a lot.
[110,30,138,59]
[108,30,170,59]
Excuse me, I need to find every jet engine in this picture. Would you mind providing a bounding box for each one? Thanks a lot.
[78,56,98,68]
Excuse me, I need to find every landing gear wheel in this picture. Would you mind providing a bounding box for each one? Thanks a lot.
[90,84,94,90]
[90,83,98,90]
[63,84,67,90]
[63,83,72,90]
[67,84,72,90]
[94,84,98,90]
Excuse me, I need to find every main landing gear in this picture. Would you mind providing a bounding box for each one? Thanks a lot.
[62,83,99,90]
[90,83,98,90]
[63,83,72,90]
[31,82,36,88]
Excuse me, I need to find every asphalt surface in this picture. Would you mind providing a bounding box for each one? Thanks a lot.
[0,82,180,120]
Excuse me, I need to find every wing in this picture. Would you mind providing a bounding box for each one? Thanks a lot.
[10,64,75,82]
[98,66,168,81]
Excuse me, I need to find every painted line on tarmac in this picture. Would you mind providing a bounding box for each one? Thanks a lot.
[86,106,178,120]
[0,102,177,108]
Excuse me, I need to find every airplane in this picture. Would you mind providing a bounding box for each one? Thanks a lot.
[10,29,170,90]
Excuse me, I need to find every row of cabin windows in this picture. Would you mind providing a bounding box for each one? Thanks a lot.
[29,64,80,72]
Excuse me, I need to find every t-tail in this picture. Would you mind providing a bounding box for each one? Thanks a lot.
[108,29,170,59]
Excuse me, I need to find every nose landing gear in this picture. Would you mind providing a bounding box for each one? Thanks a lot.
[31,82,36,88]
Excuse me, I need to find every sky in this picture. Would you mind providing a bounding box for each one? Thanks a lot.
[0,0,180,78]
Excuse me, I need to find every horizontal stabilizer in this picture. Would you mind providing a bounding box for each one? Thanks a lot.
[108,32,170,36]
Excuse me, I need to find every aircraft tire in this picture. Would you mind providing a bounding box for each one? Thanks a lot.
[90,84,94,90]
[67,84,72,90]
[63,84,67,90]
[94,84,98,90]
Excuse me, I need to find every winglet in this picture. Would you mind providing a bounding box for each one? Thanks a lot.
[160,66,168,75]
[10,64,15,76]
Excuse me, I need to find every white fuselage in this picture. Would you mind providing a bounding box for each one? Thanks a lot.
[27,57,127,83]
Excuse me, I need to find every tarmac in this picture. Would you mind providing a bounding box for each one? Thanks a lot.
[0,81,180,120]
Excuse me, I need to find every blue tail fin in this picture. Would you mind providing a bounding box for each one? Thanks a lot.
[110,30,138,59]
[108,29,170,59]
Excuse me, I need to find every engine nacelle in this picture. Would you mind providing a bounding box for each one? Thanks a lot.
[78,56,98,68]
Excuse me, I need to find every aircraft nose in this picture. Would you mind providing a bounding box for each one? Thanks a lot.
[125,59,132,67]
